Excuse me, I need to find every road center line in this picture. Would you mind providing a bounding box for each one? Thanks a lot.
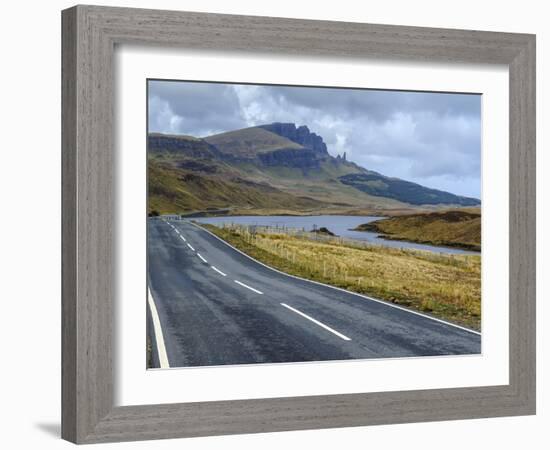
[280,303,352,341]
[147,288,170,368]
[192,222,481,337]
[234,280,263,295]
[180,235,186,242]
[211,266,227,276]
[187,243,195,251]
[197,253,207,263]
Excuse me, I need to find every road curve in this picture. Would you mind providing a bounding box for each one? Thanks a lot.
[147,218,480,368]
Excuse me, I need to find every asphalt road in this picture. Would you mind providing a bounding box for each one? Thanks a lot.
[147,218,481,368]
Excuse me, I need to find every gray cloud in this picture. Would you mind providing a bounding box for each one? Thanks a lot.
[148,81,247,136]
[148,80,481,198]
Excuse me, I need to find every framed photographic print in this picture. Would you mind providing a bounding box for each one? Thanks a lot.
[61,5,536,444]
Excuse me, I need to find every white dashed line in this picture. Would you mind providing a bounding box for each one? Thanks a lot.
[187,243,195,251]
[197,253,207,263]
[280,303,351,341]
[211,266,227,277]
[180,235,186,242]
[234,280,263,295]
[192,221,480,336]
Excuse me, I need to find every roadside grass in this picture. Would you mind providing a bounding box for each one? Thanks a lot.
[203,224,481,331]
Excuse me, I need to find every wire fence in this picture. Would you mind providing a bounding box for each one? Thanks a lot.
[217,223,477,268]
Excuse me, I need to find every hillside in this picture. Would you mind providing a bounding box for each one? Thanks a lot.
[339,173,480,206]
[149,132,221,158]
[354,209,481,251]
[148,159,324,214]
[147,122,480,215]
[204,126,303,157]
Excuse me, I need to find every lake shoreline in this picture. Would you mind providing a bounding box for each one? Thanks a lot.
[353,209,481,253]
[194,214,479,255]
[357,231,481,253]
[202,222,481,331]
[178,206,460,218]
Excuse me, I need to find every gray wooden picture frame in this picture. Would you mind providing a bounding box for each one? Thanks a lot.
[61,4,536,444]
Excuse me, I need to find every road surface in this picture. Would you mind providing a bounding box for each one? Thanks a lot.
[147,218,481,368]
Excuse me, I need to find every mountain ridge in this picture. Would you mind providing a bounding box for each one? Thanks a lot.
[147,122,480,214]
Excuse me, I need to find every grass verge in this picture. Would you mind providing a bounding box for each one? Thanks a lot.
[203,224,481,331]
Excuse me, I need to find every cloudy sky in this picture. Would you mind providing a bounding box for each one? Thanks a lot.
[148,80,481,198]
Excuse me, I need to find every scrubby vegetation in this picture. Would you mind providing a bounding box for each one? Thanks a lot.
[355,209,481,251]
[203,224,481,330]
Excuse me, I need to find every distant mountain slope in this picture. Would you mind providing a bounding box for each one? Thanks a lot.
[147,122,480,214]
[339,173,480,206]
[204,126,303,157]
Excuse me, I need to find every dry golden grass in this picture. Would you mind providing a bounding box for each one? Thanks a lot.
[205,224,481,330]
[356,209,481,251]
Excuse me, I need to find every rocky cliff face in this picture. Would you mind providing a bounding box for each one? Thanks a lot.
[257,148,321,169]
[148,134,221,159]
[259,123,329,155]
[149,124,345,173]
[148,124,480,208]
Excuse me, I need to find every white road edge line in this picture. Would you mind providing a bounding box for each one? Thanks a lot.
[234,280,263,295]
[187,243,195,251]
[211,266,227,276]
[197,253,207,263]
[281,303,351,341]
[147,288,170,369]
[190,221,481,336]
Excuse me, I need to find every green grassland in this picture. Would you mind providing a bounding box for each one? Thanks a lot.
[355,209,481,251]
[203,224,481,330]
[339,173,481,206]
[243,161,409,209]
[148,155,410,215]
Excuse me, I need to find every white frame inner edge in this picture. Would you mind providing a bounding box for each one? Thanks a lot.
[114,45,509,406]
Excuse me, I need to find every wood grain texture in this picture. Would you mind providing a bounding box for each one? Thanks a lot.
[61,4,536,444]
[61,7,77,443]
[508,36,536,409]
